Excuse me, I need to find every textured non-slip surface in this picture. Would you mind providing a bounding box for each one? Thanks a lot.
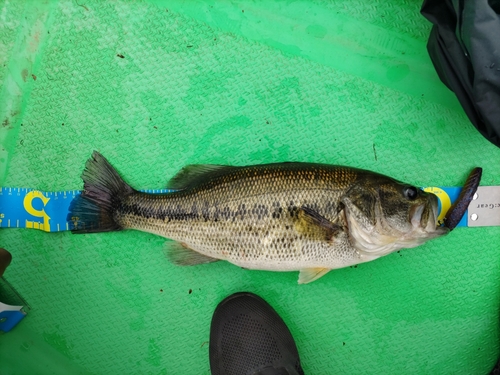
[0,1,499,374]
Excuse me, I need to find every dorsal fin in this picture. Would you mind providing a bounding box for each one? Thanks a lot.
[166,164,237,190]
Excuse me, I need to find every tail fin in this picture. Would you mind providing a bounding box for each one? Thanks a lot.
[68,151,135,233]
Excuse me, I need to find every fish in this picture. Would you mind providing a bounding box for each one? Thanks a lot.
[68,151,448,284]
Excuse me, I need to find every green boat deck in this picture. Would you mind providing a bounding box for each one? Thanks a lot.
[0,1,499,374]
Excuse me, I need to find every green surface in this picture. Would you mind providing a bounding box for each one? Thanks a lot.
[1,0,500,374]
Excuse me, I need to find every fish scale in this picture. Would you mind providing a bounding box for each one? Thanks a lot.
[117,164,357,270]
[69,152,448,283]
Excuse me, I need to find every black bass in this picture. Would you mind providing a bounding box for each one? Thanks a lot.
[69,151,448,283]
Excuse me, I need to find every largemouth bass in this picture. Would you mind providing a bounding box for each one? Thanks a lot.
[69,151,448,283]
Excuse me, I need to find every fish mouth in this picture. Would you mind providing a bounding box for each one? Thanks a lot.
[410,204,425,228]
[411,194,448,237]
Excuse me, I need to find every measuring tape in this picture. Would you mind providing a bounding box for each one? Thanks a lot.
[0,187,174,232]
[0,186,498,232]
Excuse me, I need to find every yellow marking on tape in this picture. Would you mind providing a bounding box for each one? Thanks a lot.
[424,187,451,224]
[23,190,51,232]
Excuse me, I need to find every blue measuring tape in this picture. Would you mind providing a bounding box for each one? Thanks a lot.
[423,186,466,227]
[0,186,467,232]
[0,187,175,232]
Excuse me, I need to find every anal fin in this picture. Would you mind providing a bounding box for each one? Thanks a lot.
[298,268,330,284]
[166,241,219,266]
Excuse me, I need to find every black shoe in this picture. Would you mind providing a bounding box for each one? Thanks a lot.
[209,292,304,375]
[490,358,500,375]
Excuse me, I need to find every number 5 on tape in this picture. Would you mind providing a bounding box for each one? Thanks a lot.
[23,191,51,231]
[0,188,79,232]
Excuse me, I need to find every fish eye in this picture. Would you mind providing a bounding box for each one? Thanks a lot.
[404,186,418,200]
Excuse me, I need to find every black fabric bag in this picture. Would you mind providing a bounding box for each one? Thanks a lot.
[421,0,500,147]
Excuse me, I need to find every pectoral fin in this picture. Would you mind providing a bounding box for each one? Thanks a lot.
[298,268,331,284]
[166,241,219,266]
[295,206,341,241]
